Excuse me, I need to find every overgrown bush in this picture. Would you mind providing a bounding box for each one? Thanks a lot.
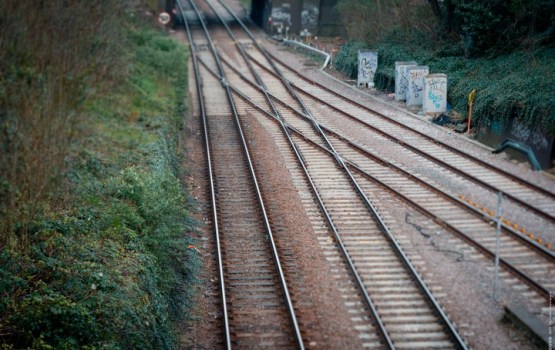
[333,41,370,79]
[335,0,437,42]
[332,0,555,136]
[1,157,195,348]
[0,13,196,350]
[447,0,554,56]
[335,0,554,57]
[334,39,555,135]
[0,0,125,246]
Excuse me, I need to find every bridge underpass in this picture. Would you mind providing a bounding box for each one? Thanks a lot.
[166,0,344,37]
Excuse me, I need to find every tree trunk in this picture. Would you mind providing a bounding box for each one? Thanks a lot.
[427,0,441,20]
[443,0,458,32]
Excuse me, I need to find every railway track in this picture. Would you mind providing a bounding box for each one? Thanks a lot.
[180,0,555,347]
[180,1,303,347]
[256,51,555,229]
[210,2,555,294]
[205,35,555,302]
[189,0,471,348]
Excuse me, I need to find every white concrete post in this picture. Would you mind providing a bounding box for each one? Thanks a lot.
[395,61,417,101]
[406,66,430,108]
[357,51,378,88]
[423,74,448,114]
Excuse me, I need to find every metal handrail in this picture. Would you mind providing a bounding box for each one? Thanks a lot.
[493,139,542,171]
[282,39,331,70]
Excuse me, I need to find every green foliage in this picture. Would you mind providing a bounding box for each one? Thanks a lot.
[335,0,438,41]
[334,0,373,39]
[453,1,507,56]
[238,0,252,10]
[333,41,369,79]
[334,39,555,135]
[0,0,126,239]
[335,0,554,56]
[333,0,555,139]
[439,0,554,56]
[0,22,196,349]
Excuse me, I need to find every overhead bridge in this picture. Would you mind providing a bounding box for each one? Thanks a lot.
[167,0,344,36]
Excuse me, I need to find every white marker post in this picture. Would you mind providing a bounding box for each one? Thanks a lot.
[423,74,448,114]
[357,50,378,88]
[394,61,417,101]
[493,192,503,301]
[406,66,430,109]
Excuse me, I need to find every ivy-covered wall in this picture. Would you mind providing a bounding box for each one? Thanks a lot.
[334,39,555,140]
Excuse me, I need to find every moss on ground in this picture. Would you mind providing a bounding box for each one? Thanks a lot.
[0,24,197,349]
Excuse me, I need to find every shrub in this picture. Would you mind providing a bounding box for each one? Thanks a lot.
[334,39,555,136]
[335,0,437,42]
[0,0,125,245]
[448,0,555,56]
[0,15,196,350]
[1,156,196,348]
[333,41,369,79]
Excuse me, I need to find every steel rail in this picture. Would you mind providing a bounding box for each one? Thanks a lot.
[181,0,305,348]
[175,1,231,348]
[200,55,553,302]
[201,54,467,350]
[200,0,285,134]
[197,52,397,349]
[210,0,555,209]
[267,47,555,196]
[345,163,553,301]
[198,1,396,347]
[211,3,469,348]
[218,55,555,262]
[218,55,554,304]
[246,50,555,225]
[246,52,555,251]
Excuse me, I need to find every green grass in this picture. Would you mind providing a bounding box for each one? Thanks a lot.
[0,25,197,349]
[334,39,555,136]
